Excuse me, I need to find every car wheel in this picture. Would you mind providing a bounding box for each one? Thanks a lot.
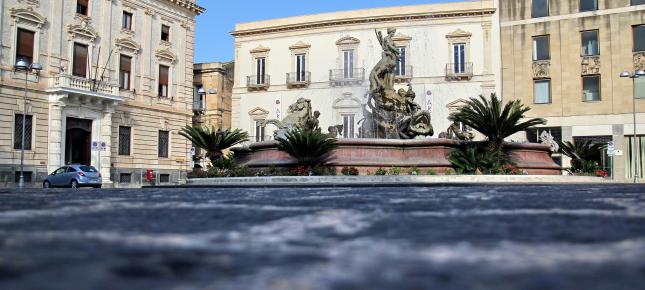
[43,181,50,188]
[71,180,79,189]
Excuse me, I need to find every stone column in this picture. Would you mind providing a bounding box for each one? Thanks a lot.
[100,103,115,184]
[47,97,66,174]
[482,22,492,75]
[561,126,573,171]
[612,124,626,181]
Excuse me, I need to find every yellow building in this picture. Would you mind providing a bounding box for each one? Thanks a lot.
[0,0,204,188]
[193,61,234,130]
[500,0,645,181]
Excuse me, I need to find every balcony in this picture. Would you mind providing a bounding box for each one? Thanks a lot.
[286,72,311,88]
[394,66,413,83]
[329,68,365,86]
[445,63,473,81]
[47,74,122,103]
[247,75,270,91]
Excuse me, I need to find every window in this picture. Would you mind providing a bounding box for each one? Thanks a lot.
[532,0,549,18]
[396,47,407,76]
[343,49,354,78]
[581,30,599,56]
[73,43,89,78]
[452,43,466,73]
[122,11,133,30]
[158,130,169,158]
[119,55,131,90]
[634,0,645,5]
[342,114,355,138]
[193,84,204,110]
[534,80,551,104]
[14,114,32,150]
[77,0,89,15]
[161,25,170,41]
[14,171,32,183]
[255,120,265,142]
[295,54,306,82]
[579,0,598,12]
[255,57,265,84]
[634,25,645,52]
[636,77,645,99]
[533,36,550,60]
[159,174,170,183]
[118,126,131,156]
[583,75,601,101]
[158,65,169,97]
[119,173,132,183]
[16,29,35,65]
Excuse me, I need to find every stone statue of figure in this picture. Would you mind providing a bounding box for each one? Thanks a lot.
[369,28,400,93]
[440,120,474,141]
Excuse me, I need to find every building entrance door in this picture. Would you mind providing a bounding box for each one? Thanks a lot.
[65,117,92,165]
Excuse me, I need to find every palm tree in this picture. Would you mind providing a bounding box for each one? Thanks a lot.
[557,140,604,173]
[276,128,338,167]
[179,126,249,168]
[449,94,546,151]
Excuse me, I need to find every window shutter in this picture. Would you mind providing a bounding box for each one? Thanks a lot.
[73,43,89,77]
[16,29,35,64]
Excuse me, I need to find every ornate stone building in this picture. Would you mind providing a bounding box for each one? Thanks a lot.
[500,0,645,181]
[193,61,233,130]
[0,0,204,187]
[230,0,499,142]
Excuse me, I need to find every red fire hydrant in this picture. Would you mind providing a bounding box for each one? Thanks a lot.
[146,169,154,185]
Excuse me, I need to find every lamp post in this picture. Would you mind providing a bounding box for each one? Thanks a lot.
[620,69,645,183]
[14,60,43,190]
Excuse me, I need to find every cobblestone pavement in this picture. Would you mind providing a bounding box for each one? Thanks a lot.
[0,184,644,290]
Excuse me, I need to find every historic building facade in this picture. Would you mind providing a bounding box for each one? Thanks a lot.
[0,0,204,188]
[193,61,233,130]
[500,0,645,181]
[231,0,499,143]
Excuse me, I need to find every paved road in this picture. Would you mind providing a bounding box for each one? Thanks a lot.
[0,184,644,290]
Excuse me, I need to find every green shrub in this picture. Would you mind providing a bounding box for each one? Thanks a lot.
[375,168,388,175]
[448,142,510,175]
[341,166,359,176]
[407,167,421,175]
[179,126,249,168]
[388,167,402,176]
[426,169,437,175]
[276,128,338,167]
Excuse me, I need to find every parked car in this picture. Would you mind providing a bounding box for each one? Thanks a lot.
[43,165,102,188]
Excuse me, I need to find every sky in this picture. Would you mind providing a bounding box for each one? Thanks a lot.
[194,0,465,63]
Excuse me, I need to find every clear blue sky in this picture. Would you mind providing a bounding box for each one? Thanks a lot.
[194,0,464,63]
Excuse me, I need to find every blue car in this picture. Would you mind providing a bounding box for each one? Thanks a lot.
[43,165,102,188]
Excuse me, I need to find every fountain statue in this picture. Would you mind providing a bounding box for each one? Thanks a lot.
[262,97,321,139]
[359,28,434,139]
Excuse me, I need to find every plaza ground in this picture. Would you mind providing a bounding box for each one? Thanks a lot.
[0,184,644,290]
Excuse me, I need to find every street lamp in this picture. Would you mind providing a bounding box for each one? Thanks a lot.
[620,69,645,183]
[14,60,43,190]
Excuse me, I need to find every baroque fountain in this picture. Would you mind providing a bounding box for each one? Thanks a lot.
[233,28,560,175]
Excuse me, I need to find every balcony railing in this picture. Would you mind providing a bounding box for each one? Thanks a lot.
[445,63,473,80]
[394,65,413,82]
[329,68,365,86]
[246,75,270,90]
[49,74,120,96]
[286,72,311,88]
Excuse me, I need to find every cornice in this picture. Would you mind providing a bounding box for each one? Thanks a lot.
[231,8,496,37]
[162,0,205,15]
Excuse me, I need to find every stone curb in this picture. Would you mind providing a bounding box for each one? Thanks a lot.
[162,175,615,188]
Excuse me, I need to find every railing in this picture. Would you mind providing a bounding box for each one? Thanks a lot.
[445,63,473,80]
[50,74,119,95]
[246,75,270,89]
[286,72,311,87]
[329,68,365,84]
[394,65,413,82]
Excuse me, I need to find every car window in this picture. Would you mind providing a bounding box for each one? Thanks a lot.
[54,167,66,175]
[67,167,77,173]
[80,166,98,173]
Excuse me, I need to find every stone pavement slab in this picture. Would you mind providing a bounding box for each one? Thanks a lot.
[0,184,644,290]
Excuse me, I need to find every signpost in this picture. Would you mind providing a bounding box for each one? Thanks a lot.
[607,141,615,180]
